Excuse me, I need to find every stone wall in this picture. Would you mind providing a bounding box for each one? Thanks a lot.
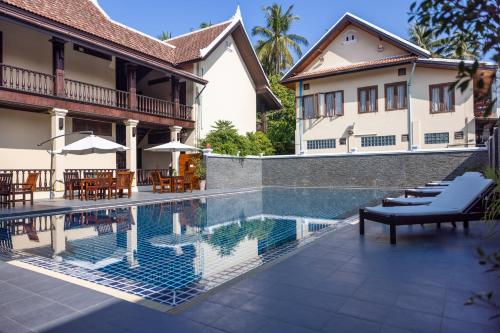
[206,156,262,189]
[206,148,488,190]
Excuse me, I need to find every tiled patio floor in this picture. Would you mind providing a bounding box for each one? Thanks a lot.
[1,220,499,332]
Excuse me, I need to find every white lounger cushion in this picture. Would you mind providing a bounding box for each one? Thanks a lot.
[384,196,435,205]
[367,177,492,217]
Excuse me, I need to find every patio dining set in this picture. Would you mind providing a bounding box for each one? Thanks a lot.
[64,170,134,200]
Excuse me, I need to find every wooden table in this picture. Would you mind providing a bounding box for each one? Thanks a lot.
[167,176,184,193]
[70,178,116,200]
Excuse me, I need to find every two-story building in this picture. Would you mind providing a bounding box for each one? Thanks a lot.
[0,0,280,192]
[281,13,497,154]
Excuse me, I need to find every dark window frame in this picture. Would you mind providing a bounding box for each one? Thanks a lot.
[296,94,319,119]
[72,118,112,137]
[384,81,407,111]
[324,90,344,117]
[357,85,378,113]
[429,82,455,114]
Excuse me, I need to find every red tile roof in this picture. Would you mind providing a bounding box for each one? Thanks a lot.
[282,55,418,83]
[168,22,232,64]
[2,0,178,64]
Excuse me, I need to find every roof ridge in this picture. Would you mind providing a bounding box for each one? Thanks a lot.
[166,19,233,42]
[89,0,176,49]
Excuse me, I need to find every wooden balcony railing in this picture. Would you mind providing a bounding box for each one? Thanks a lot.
[0,64,54,96]
[65,78,129,108]
[137,95,193,120]
[0,169,53,191]
[0,63,194,121]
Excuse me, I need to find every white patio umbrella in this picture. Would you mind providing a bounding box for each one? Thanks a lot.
[59,135,129,155]
[144,141,200,152]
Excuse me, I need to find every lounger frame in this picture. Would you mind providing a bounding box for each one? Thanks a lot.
[359,185,494,244]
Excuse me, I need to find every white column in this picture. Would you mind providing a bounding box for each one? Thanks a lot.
[50,108,68,194]
[127,206,139,268]
[51,214,66,257]
[125,119,139,186]
[170,125,182,174]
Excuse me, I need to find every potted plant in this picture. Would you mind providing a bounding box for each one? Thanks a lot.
[191,156,207,190]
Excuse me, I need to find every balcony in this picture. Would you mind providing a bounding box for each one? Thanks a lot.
[0,63,193,121]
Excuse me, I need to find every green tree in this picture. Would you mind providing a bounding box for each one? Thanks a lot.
[246,131,275,155]
[201,120,274,156]
[408,24,443,56]
[252,4,309,75]
[157,31,172,41]
[409,0,498,114]
[266,74,296,154]
[199,21,213,29]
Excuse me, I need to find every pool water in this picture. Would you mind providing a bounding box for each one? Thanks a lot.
[0,187,394,307]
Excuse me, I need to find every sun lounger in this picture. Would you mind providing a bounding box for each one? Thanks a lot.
[359,176,494,244]
[405,187,445,197]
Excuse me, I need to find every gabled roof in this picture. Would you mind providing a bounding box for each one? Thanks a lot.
[281,12,431,82]
[282,55,418,83]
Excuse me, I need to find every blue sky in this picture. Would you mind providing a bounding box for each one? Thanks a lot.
[98,0,416,56]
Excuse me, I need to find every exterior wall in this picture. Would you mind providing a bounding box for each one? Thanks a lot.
[0,19,115,89]
[198,35,257,137]
[206,156,262,189]
[0,108,51,169]
[0,109,116,170]
[138,132,172,170]
[304,24,409,73]
[1,19,52,75]
[137,70,171,101]
[65,43,116,89]
[295,66,474,154]
[205,149,487,190]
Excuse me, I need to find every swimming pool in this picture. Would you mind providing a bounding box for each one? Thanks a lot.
[0,187,394,308]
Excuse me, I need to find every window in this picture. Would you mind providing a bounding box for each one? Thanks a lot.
[73,118,112,136]
[342,29,358,45]
[361,135,396,147]
[429,83,455,113]
[425,132,449,144]
[385,82,407,110]
[339,138,347,145]
[303,83,310,90]
[324,90,344,116]
[358,86,378,113]
[297,95,318,119]
[307,139,336,150]
[454,131,464,140]
[401,134,409,142]
[398,68,406,76]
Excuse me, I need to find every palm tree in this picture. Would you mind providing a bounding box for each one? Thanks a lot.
[442,33,479,60]
[408,24,442,56]
[252,4,308,75]
[200,21,213,29]
[158,31,172,41]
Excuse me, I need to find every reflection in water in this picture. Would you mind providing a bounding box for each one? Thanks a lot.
[0,187,394,306]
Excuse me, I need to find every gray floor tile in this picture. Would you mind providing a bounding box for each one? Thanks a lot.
[260,319,318,333]
[8,302,75,330]
[211,308,269,333]
[0,315,33,333]
[321,313,381,333]
[395,293,444,315]
[384,307,441,333]
[0,288,33,305]
[353,284,399,306]
[338,299,390,323]
[440,317,500,333]
[207,287,256,307]
[181,301,233,325]
[443,300,498,326]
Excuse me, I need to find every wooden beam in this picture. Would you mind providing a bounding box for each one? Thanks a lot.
[50,37,65,97]
[126,63,137,110]
[147,76,170,86]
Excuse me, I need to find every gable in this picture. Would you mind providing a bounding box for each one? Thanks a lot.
[303,24,410,73]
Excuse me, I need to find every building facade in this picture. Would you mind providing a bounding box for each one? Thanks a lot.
[281,13,497,154]
[0,0,279,193]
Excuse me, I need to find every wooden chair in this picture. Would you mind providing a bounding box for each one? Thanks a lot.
[151,171,171,193]
[86,172,112,200]
[63,171,80,199]
[113,171,134,198]
[0,173,13,208]
[10,172,39,206]
[183,172,195,192]
[172,177,185,193]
